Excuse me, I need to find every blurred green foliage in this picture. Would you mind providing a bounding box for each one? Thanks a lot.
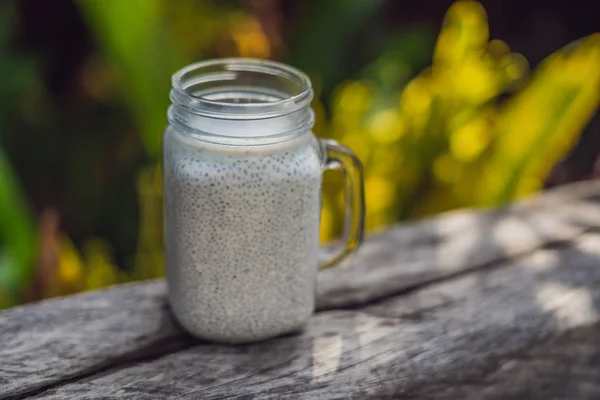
[0,0,598,307]
[80,0,185,159]
[0,3,38,306]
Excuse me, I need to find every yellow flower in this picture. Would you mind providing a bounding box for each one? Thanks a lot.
[365,177,395,213]
[367,109,405,144]
[450,116,491,162]
[332,81,372,115]
[57,237,84,286]
[451,58,499,103]
[400,75,432,117]
[230,17,270,59]
[488,39,510,60]
[342,133,372,165]
[434,0,489,67]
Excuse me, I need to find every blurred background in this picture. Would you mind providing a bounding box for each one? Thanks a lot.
[0,0,598,308]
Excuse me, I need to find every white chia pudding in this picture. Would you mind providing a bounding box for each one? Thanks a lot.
[163,127,323,343]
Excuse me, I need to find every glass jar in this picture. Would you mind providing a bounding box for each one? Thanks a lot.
[163,58,364,343]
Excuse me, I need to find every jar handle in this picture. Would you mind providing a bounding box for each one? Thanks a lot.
[319,139,365,270]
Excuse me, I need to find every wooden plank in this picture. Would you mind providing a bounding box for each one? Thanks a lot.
[28,232,600,399]
[0,282,192,399]
[2,180,600,398]
[420,324,600,399]
[318,181,600,309]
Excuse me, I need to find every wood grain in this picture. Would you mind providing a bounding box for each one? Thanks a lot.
[0,282,191,399]
[420,323,600,400]
[317,180,600,309]
[31,234,600,399]
[2,180,600,399]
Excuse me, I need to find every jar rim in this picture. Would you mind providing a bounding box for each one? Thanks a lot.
[170,58,314,120]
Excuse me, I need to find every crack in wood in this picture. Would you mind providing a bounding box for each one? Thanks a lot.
[4,337,196,400]
[4,181,600,399]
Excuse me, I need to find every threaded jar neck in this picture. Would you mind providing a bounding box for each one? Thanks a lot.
[168,58,315,145]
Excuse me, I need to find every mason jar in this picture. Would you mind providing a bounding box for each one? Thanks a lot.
[163,58,365,343]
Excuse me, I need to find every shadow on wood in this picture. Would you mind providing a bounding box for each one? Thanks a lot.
[2,181,600,399]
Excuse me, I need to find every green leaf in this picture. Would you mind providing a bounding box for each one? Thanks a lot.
[289,0,385,96]
[78,0,186,160]
[0,146,36,300]
[479,34,600,204]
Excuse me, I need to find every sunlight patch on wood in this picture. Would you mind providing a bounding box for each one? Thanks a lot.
[312,334,343,381]
[536,282,598,329]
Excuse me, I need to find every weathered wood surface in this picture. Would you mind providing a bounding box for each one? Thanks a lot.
[2,181,600,399]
